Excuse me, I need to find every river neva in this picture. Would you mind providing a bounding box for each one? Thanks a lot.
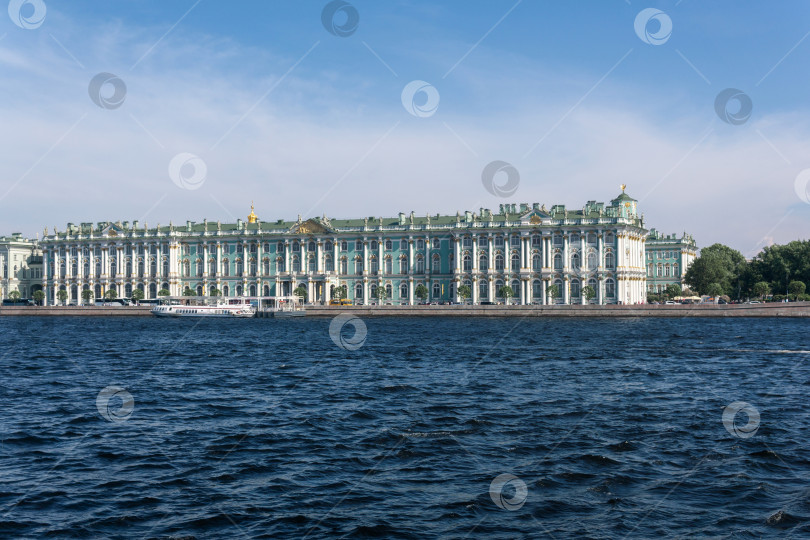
[1,316,809,538]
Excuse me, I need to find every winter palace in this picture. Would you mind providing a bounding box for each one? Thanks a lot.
[1,188,697,305]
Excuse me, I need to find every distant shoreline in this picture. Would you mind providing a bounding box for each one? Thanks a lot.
[1,303,809,317]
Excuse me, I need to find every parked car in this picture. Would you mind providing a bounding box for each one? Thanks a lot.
[664,301,677,305]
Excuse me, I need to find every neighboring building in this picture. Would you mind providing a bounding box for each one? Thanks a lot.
[39,190,651,306]
[0,232,43,300]
[645,229,698,294]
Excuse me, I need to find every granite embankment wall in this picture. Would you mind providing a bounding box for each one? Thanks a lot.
[2,303,809,317]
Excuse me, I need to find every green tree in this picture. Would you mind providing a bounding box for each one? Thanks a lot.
[788,280,806,301]
[498,285,515,304]
[81,289,94,304]
[684,243,747,296]
[744,240,810,298]
[182,287,195,296]
[582,285,596,303]
[131,289,144,304]
[104,289,117,300]
[664,283,682,299]
[8,289,21,301]
[752,281,770,300]
[546,284,559,303]
[414,284,429,302]
[293,285,308,301]
[457,284,471,303]
[32,290,45,305]
[706,282,724,298]
[158,288,170,297]
[209,287,221,297]
[332,285,347,300]
[57,289,69,304]
[376,283,388,303]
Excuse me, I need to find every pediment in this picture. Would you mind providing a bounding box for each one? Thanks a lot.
[289,219,333,235]
[519,210,550,224]
[100,223,124,237]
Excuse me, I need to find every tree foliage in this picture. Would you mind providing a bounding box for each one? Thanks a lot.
[414,284,429,301]
[457,285,471,300]
[684,243,746,296]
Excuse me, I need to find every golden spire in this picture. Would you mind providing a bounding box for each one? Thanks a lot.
[247,201,258,223]
[620,184,626,193]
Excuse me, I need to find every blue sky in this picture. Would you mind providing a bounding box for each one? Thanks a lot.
[2,0,810,254]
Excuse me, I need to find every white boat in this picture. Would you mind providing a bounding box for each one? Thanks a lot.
[151,297,256,318]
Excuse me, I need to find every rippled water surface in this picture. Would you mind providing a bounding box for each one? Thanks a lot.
[1,315,810,538]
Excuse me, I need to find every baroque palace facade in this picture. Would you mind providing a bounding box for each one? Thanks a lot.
[1,188,696,305]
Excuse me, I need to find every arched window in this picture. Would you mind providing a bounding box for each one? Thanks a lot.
[571,279,581,298]
[83,262,89,278]
[161,259,168,277]
[479,279,488,299]
[385,257,392,274]
[532,279,542,298]
[95,261,102,278]
[236,259,244,276]
[263,285,270,296]
[277,242,284,252]
[605,252,615,269]
[370,257,379,274]
[308,255,316,272]
[325,241,333,252]
[432,254,440,273]
[223,285,229,297]
[495,279,504,297]
[587,251,597,269]
[532,254,541,271]
[138,259,145,277]
[338,257,346,275]
[371,240,378,250]
[292,257,300,273]
[415,256,425,273]
[262,258,270,276]
[511,253,520,271]
[385,284,392,298]
[664,264,671,277]
[370,282,378,300]
[571,253,580,270]
[325,255,334,272]
[432,238,440,249]
[355,240,363,251]
[479,254,488,272]
[249,284,256,296]
[308,241,316,252]
[340,241,348,251]
[400,283,408,298]
[462,254,472,272]
[149,283,157,299]
[657,264,662,277]
[588,278,598,303]
[673,264,679,276]
[553,253,562,270]
[495,254,504,271]
[354,257,363,275]
[433,283,441,298]
[511,279,520,298]
[399,256,408,274]
[109,260,117,277]
[385,239,392,250]
[276,257,284,273]
[606,278,616,298]
[355,282,364,299]
[553,279,564,303]
[292,241,300,252]
[196,258,203,277]
[400,238,408,250]
[236,285,243,296]
[223,259,230,277]
[197,285,203,296]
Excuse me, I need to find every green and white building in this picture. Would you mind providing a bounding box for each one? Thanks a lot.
[645,229,698,294]
[0,233,42,300]
[35,189,659,306]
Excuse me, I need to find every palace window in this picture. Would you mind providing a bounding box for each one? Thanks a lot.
[250,243,258,254]
[605,252,615,269]
[479,254,488,272]
[385,239,392,250]
[495,236,504,247]
[182,260,190,277]
[587,252,597,269]
[400,283,408,298]
[325,255,334,272]
[262,258,269,275]
[308,242,316,252]
[664,264,670,277]
[277,257,285,273]
[553,234,562,246]
[606,233,615,244]
[399,256,408,274]
[341,241,348,252]
[223,285,229,297]
[385,257,392,274]
[355,283,363,299]
[211,259,217,276]
[532,235,541,247]
[656,264,662,277]
[495,254,504,271]
[223,259,230,277]
[308,255,316,272]
[462,236,471,248]
[433,283,441,298]
[182,244,189,256]
[292,257,300,273]
[292,242,300,253]
[355,240,363,251]
[532,254,541,271]
[72,262,79,277]
[370,283,378,300]
[553,254,562,270]
[673,264,679,276]
[432,238,440,249]
[340,258,348,274]
[587,233,597,244]
[511,253,520,271]
[196,259,203,277]
[432,255,440,273]
[571,279,581,298]
[463,254,472,272]
[606,278,616,297]
[400,238,408,250]
[417,239,424,250]
[416,256,424,273]
[479,280,488,299]
[250,259,258,276]
[370,257,379,275]
[162,260,168,277]
[371,240,378,250]
[278,242,284,252]
[237,259,245,276]
[325,241,333,252]
[354,257,363,275]
[386,284,392,298]
[571,253,580,270]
